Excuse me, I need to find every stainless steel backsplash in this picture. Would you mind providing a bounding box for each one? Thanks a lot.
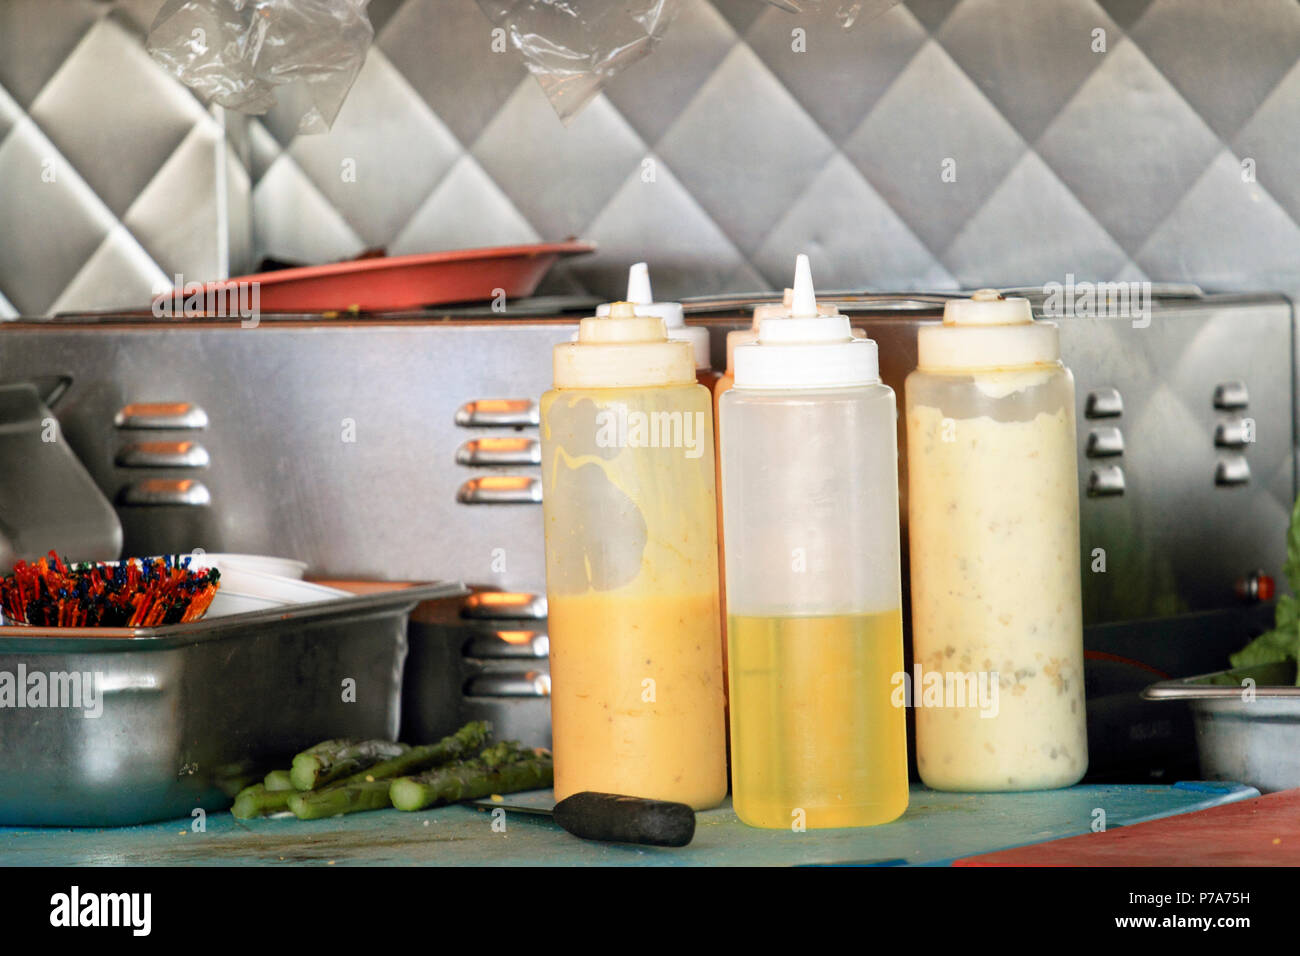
[0,293,1290,621]
[2,0,1300,315]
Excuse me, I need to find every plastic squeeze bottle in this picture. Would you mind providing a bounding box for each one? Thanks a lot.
[906,289,1088,791]
[540,302,727,810]
[597,263,714,388]
[712,288,839,408]
[711,289,840,686]
[719,255,908,829]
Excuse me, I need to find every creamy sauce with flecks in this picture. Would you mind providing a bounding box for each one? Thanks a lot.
[907,403,1088,791]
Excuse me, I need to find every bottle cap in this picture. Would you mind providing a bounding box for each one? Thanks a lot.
[733,255,880,390]
[554,301,696,389]
[726,287,839,374]
[595,263,710,370]
[917,288,1060,371]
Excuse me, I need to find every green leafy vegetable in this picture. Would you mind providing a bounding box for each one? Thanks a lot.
[1230,495,1300,681]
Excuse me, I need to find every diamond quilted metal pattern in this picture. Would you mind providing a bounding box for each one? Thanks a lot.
[29,17,209,218]
[2,0,1300,313]
[843,40,1026,257]
[0,1,244,315]
[1035,39,1222,256]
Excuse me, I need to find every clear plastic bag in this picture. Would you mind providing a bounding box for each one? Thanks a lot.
[146,0,374,135]
[757,0,901,30]
[475,0,682,124]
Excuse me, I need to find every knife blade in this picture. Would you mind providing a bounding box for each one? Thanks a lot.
[474,791,696,847]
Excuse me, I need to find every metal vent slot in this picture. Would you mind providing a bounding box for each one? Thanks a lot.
[464,671,551,698]
[1214,419,1253,448]
[1213,382,1249,410]
[1085,426,1124,458]
[1084,388,1123,419]
[116,440,210,468]
[1087,465,1125,497]
[464,631,550,660]
[1215,457,1251,487]
[119,478,211,506]
[454,399,539,428]
[456,437,541,467]
[456,476,542,504]
[114,402,208,429]
[461,592,548,621]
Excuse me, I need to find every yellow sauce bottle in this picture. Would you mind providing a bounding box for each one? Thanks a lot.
[540,302,727,810]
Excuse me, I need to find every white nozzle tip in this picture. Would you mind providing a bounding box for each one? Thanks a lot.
[626,262,652,305]
[791,254,817,318]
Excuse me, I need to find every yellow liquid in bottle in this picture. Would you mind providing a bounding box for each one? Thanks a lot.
[549,590,728,811]
[727,609,909,829]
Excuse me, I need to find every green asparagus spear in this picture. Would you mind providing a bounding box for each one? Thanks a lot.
[279,723,495,820]
[234,723,499,819]
[232,783,295,819]
[287,780,395,820]
[391,743,553,812]
[264,769,296,791]
[296,738,352,758]
[280,738,354,789]
[290,739,408,791]
[276,723,493,822]
[336,720,491,786]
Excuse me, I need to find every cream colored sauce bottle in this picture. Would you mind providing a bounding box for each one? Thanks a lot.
[905,290,1088,791]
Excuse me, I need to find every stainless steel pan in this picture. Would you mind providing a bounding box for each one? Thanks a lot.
[0,582,464,826]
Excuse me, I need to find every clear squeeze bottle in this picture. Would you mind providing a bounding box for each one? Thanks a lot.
[719,255,909,828]
[712,290,838,685]
[906,289,1088,791]
[540,302,727,810]
[713,288,839,408]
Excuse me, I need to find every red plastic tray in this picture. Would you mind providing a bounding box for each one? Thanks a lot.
[165,241,594,314]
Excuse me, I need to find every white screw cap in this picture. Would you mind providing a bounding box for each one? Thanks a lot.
[735,255,879,389]
[595,262,708,369]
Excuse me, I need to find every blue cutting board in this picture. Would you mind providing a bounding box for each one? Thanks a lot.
[0,782,1257,867]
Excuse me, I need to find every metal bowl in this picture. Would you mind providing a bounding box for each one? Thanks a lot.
[1143,661,1300,793]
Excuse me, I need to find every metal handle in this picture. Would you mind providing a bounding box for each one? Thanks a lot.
[680,291,957,313]
[29,374,73,408]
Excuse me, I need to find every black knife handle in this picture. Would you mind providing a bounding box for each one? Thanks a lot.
[552,792,696,847]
